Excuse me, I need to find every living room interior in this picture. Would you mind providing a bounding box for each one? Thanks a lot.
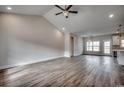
[0,5,124,87]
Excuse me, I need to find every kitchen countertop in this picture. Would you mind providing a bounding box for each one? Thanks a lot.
[112,49,124,51]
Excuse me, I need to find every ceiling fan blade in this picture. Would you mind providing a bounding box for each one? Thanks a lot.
[66,5,72,10]
[55,12,63,15]
[55,5,65,11]
[69,11,78,14]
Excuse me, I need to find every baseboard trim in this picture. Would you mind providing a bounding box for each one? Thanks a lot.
[64,55,71,57]
[0,56,64,70]
[64,52,71,57]
[83,54,112,56]
[73,54,82,56]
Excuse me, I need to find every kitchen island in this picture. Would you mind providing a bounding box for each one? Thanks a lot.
[112,49,124,65]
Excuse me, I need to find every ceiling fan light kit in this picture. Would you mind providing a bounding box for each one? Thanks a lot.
[55,5,78,18]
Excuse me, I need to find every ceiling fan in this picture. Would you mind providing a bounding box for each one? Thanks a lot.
[55,5,78,18]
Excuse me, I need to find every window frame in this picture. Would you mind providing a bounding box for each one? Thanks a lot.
[104,41,111,54]
[86,41,93,51]
[121,39,124,47]
[92,41,100,52]
[86,41,100,52]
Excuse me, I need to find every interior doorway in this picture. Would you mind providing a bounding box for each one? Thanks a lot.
[70,36,74,57]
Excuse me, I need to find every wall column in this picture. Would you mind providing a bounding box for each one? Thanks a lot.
[64,33,71,57]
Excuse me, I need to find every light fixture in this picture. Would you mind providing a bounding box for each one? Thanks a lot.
[115,24,123,37]
[109,14,114,18]
[116,31,119,34]
[62,27,65,30]
[55,5,78,19]
[63,11,69,17]
[6,7,12,10]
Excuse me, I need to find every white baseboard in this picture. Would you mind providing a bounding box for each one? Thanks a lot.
[74,53,82,56]
[64,52,71,57]
[0,56,64,70]
[64,55,71,57]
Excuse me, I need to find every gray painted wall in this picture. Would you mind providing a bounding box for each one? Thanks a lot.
[83,35,112,56]
[0,13,65,69]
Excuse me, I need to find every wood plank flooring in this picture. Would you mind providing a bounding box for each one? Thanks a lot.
[0,55,124,87]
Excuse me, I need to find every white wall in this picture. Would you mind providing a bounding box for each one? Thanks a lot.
[73,36,83,56]
[0,13,65,69]
[65,33,83,57]
[64,33,71,57]
[64,34,83,57]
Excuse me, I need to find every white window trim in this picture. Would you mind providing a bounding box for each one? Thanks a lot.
[86,41,100,52]
[104,41,111,54]
[121,39,124,47]
[93,41,100,52]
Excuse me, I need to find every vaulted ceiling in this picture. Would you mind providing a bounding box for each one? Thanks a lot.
[0,5,53,15]
[0,5,124,36]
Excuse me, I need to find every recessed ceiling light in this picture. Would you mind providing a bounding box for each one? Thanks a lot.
[6,7,12,10]
[109,14,114,18]
[116,31,119,34]
[62,27,65,30]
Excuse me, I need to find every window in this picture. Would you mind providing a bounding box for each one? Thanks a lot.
[86,41,92,51]
[121,40,124,47]
[104,41,110,54]
[86,41,100,52]
[93,41,100,51]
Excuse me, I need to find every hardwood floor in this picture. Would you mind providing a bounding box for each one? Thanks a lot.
[0,55,124,87]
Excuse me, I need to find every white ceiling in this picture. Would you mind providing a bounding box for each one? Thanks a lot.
[0,5,53,16]
[0,5,124,36]
[44,5,124,36]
